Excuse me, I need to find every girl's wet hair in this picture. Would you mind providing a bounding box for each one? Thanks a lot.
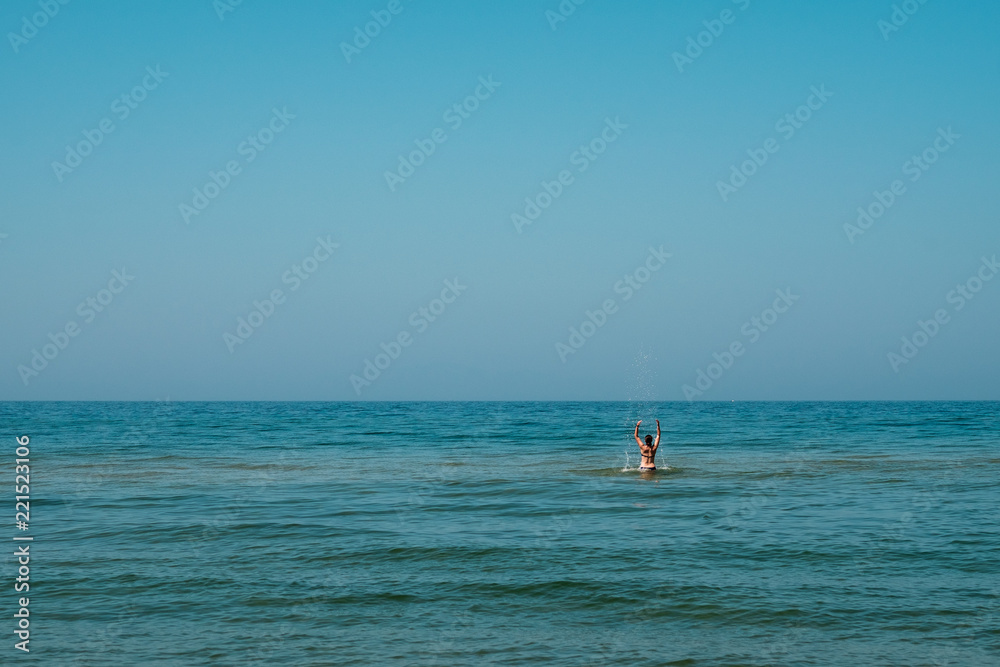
[645,434,653,444]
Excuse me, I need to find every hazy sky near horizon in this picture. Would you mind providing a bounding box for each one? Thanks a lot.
[2,0,998,400]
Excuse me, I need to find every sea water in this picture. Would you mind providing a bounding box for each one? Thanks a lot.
[1,401,997,665]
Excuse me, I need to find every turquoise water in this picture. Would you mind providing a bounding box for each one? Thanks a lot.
[3,401,998,665]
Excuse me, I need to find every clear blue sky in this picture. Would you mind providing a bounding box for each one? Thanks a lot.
[2,0,998,400]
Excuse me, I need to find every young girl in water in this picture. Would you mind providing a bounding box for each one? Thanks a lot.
[634,419,660,471]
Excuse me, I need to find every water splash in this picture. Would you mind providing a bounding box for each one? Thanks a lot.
[623,345,659,468]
